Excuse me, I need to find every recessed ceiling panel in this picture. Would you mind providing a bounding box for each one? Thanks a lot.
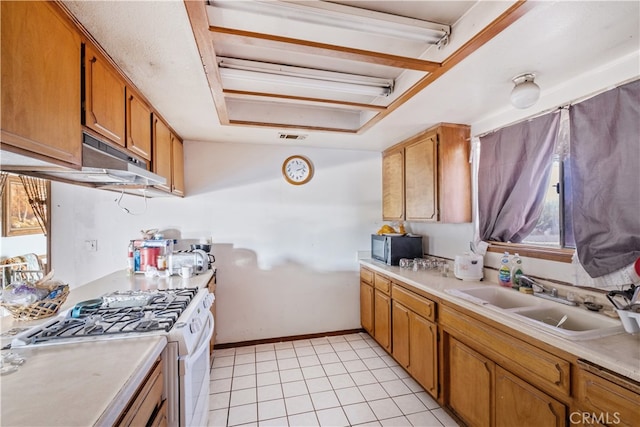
[226,98,363,131]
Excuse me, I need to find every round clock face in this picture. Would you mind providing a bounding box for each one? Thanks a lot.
[282,155,313,185]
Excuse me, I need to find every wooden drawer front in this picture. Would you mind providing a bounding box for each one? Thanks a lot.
[441,305,570,397]
[576,370,640,427]
[374,274,391,295]
[118,359,164,427]
[360,267,374,285]
[392,284,435,322]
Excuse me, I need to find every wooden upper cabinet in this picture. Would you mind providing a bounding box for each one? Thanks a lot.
[1,1,82,166]
[126,87,152,161]
[84,43,126,146]
[152,115,172,193]
[437,123,471,223]
[382,148,404,221]
[152,114,184,196]
[405,133,437,221]
[382,123,471,223]
[171,135,184,196]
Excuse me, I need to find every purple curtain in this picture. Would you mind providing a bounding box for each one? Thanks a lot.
[478,112,560,242]
[570,79,640,277]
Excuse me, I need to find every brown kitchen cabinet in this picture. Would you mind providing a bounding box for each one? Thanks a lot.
[382,123,471,223]
[382,146,404,221]
[208,273,217,356]
[171,134,185,195]
[116,357,165,427]
[360,280,375,335]
[84,43,126,147]
[574,361,640,427]
[1,1,82,167]
[495,365,566,427]
[373,273,392,351]
[391,284,438,398]
[448,337,493,427]
[152,114,184,196]
[441,304,569,427]
[126,87,152,161]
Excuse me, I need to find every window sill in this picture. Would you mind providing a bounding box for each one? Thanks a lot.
[487,242,574,263]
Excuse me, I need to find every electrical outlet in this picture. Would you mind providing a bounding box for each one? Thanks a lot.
[85,240,98,252]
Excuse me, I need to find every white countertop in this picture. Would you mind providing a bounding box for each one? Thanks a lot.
[0,269,214,426]
[1,335,166,426]
[360,259,640,383]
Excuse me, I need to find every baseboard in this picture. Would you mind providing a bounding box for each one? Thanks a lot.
[214,328,366,350]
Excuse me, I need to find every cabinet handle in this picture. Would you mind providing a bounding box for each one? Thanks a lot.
[554,363,563,385]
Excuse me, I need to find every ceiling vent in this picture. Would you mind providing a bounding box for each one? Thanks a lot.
[279,133,308,141]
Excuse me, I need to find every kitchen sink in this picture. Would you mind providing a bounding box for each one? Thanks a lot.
[512,305,624,340]
[447,286,625,341]
[450,286,543,309]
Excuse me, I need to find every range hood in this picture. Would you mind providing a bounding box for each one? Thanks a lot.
[3,133,166,188]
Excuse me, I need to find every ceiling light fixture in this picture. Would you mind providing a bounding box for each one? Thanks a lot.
[218,57,394,97]
[510,73,540,109]
[210,0,451,46]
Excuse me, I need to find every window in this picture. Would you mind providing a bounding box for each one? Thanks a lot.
[521,156,575,249]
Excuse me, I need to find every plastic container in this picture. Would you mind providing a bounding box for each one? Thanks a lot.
[498,252,512,287]
[616,309,640,333]
[511,253,524,290]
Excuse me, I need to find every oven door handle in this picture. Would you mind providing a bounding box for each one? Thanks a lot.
[182,310,214,364]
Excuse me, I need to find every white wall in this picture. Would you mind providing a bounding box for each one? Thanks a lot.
[51,142,382,343]
[0,234,46,260]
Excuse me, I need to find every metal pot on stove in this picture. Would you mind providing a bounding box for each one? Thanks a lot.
[168,250,209,276]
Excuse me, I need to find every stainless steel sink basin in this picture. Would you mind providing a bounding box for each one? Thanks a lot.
[451,286,543,309]
[512,305,624,340]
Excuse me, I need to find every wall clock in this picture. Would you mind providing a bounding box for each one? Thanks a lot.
[282,155,313,185]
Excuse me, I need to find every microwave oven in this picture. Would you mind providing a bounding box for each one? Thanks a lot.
[371,234,423,265]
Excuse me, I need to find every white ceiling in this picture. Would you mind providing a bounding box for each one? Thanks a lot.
[62,1,640,152]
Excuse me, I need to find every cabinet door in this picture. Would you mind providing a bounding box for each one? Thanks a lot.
[405,133,437,221]
[449,338,493,427]
[171,135,184,195]
[391,300,410,368]
[495,366,566,427]
[576,369,640,427]
[152,115,172,192]
[126,87,152,160]
[438,124,471,223]
[374,290,391,351]
[1,1,82,166]
[360,282,374,334]
[208,275,217,356]
[409,313,438,398]
[382,148,404,221]
[84,43,126,146]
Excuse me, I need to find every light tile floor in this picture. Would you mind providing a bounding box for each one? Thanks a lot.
[208,332,460,427]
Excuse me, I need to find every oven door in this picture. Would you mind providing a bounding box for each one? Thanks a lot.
[179,310,213,427]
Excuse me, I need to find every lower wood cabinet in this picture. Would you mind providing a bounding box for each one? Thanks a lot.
[360,280,374,335]
[448,337,493,427]
[359,265,639,427]
[116,357,165,427]
[574,362,640,427]
[495,365,566,427]
[208,274,217,356]
[391,285,438,398]
[373,289,391,351]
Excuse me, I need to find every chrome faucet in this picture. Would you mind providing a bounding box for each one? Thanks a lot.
[519,275,577,306]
